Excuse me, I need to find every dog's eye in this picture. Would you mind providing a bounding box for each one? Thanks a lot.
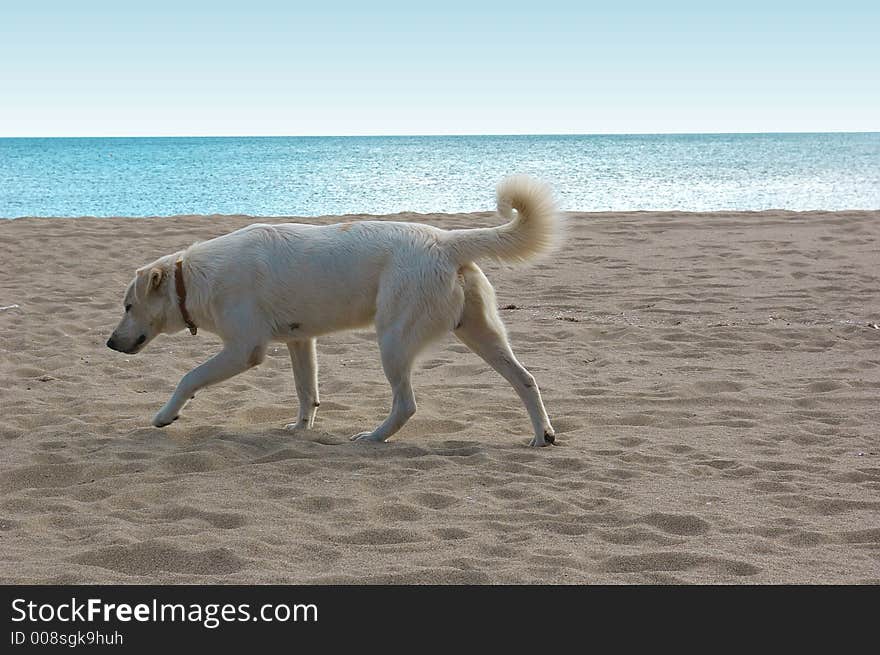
[125,304,132,313]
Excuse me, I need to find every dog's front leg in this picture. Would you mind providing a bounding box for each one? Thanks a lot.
[152,343,266,427]
[284,338,320,430]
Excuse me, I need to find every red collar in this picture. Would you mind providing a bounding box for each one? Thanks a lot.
[174,260,198,335]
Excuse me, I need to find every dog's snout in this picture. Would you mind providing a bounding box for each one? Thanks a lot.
[107,334,146,354]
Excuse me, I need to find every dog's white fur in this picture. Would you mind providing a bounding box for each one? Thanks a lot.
[108,175,562,446]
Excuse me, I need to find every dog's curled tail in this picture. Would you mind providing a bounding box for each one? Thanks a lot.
[443,175,563,265]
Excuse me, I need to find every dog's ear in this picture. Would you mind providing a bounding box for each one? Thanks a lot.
[148,267,165,292]
[134,265,166,300]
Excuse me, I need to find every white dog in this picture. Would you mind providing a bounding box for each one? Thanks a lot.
[108,175,562,446]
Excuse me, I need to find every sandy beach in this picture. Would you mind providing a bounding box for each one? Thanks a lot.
[1,209,878,584]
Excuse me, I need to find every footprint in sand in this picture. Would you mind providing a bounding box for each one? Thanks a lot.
[599,552,759,576]
[70,542,246,576]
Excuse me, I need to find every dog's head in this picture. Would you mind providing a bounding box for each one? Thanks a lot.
[107,256,179,354]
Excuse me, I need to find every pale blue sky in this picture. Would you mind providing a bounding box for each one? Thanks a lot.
[1,1,877,136]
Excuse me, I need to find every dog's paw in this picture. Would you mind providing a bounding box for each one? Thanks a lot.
[350,431,386,443]
[152,411,179,428]
[284,420,309,432]
[528,430,556,447]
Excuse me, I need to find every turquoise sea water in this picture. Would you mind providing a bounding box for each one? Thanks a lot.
[1,133,878,218]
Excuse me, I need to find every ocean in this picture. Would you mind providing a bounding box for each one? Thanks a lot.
[1,133,878,218]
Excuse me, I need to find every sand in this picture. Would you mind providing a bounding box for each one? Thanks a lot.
[1,209,879,584]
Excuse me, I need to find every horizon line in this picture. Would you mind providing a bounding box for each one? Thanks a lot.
[1,130,879,140]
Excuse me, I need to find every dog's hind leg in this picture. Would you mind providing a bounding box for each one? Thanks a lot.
[349,326,420,443]
[284,338,320,430]
[351,262,464,444]
[454,264,555,447]
[152,341,268,428]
